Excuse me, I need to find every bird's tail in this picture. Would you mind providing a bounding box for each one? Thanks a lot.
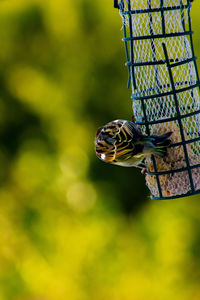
[146,132,172,158]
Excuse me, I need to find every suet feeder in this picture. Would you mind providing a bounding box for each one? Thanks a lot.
[114,0,200,200]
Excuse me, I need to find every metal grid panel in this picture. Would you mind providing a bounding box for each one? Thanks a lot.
[115,0,200,199]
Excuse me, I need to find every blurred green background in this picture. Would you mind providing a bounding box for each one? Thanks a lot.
[0,0,200,299]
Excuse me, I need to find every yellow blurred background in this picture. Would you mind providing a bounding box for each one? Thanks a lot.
[0,0,200,299]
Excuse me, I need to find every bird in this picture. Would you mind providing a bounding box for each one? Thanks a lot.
[95,119,172,171]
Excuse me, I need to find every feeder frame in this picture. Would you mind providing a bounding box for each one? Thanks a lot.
[114,0,200,200]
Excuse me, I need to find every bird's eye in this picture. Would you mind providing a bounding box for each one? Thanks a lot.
[107,137,114,144]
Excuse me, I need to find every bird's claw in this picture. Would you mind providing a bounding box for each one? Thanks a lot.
[141,168,147,175]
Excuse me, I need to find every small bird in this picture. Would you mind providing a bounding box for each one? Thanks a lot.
[95,120,172,170]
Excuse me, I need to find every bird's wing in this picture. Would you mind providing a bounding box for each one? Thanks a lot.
[113,121,137,161]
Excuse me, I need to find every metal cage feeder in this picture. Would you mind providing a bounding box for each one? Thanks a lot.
[114,0,200,200]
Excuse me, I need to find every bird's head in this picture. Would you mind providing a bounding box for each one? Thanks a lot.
[95,120,135,164]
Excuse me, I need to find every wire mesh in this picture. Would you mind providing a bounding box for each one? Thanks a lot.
[115,0,200,199]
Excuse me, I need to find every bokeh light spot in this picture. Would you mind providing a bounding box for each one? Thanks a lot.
[67,181,96,212]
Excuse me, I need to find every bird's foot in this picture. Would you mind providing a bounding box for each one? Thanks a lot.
[141,168,147,175]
